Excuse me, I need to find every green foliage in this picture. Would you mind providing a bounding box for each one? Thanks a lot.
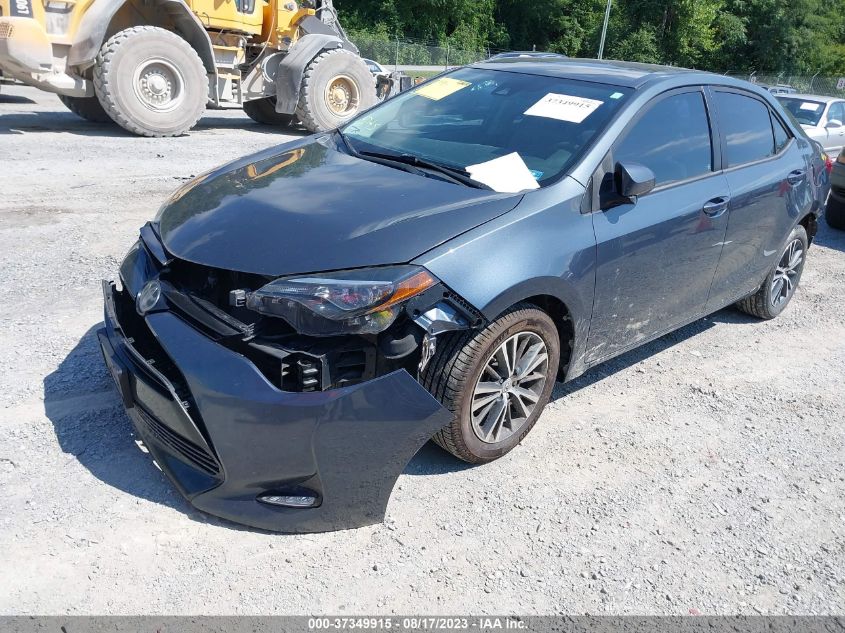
[335,0,845,79]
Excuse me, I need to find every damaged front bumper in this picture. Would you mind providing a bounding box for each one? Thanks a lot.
[97,279,452,533]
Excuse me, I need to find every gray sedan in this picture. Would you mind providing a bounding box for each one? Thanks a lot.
[777,94,845,154]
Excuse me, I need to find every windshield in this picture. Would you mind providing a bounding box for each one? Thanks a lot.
[777,97,825,126]
[342,67,631,190]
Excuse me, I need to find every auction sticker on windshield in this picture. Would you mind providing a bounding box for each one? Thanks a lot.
[800,102,822,111]
[416,77,472,101]
[525,93,604,123]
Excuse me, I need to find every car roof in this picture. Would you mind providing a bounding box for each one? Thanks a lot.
[474,57,731,89]
[775,94,843,103]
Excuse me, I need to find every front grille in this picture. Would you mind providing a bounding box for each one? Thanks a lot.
[136,406,221,477]
[0,23,13,39]
[113,288,193,404]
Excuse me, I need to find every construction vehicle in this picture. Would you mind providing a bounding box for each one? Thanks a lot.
[0,0,377,136]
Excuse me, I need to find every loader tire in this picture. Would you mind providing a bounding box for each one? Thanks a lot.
[243,98,295,127]
[295,48,377,133]
[94,26,207,137]
[58,94,113,124]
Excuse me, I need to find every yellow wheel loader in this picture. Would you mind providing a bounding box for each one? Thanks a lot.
[0,0,377,136]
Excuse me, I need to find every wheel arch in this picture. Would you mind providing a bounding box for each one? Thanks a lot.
[68,0,216,76]
[273,33,346,115]
[798,212,818,245]
[479,278,587,379]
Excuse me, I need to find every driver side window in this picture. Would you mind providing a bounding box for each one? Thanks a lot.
[614,91,713,187]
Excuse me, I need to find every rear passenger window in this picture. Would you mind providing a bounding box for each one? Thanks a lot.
[714,92,776,166]
[614,91,712,187]
[772,114,791,153]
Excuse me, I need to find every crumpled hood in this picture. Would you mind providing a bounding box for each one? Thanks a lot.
[157,136,522,276]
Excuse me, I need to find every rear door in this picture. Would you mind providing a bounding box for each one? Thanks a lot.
[705,89,815,310]
[586,87,731,364]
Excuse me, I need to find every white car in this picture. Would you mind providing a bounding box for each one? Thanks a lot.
[363,58,390,78]
[777,94,845,154]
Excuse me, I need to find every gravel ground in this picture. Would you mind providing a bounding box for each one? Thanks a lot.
[1,84,844,616]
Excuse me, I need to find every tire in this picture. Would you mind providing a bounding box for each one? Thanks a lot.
[736,225,808,320]
[421,303,561,464]
[58,94,113,123]
[295,49,377,133]
[826,194,845,230]
[243,97,294,126]
[93,26,207,137]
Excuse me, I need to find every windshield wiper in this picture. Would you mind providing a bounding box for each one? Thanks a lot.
[387,153,492,190]
[336,132,490,190]
[336,132,426,178]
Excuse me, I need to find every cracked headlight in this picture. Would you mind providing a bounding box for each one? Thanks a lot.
[246,265,438,336]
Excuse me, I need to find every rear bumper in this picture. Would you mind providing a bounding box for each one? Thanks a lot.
[98,280,450,533]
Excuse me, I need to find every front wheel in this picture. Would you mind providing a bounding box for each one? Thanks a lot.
[421,303,560,464]
[93,26,208,137]
[736,225,808,319]
[296,49,377,133]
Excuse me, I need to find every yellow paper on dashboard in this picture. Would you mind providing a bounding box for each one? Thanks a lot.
[416,77,471,101]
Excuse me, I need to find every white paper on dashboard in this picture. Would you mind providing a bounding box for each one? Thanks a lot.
[800,102,821,111]
[524,93,604,123]
[466,153,540,193]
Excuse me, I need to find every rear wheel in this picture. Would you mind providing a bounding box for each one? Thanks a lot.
[58,94,113,123]
[243,97,294,127]
[296,49,377,132]
[94,26,207,137]
[736,225,808,319]
[421,304,560,464]
[826,194,845,230]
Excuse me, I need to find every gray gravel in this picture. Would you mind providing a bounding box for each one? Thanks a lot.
[1,84,844,615]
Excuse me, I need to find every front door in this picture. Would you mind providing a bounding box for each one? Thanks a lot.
[586,88,730,364]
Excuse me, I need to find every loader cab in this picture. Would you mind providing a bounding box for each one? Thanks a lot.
[186,0,264,34]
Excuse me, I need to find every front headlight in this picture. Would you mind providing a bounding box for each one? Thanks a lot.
[246,265,438,336]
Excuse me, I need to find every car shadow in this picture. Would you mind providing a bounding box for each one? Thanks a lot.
[0,93,36,105]
[406,307,752,474]
[43,325,274,534]
[813,215,845,252]
[0,110,310,138]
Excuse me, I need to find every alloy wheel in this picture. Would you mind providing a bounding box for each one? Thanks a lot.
[470,332,549,444]
[771,238,804,308]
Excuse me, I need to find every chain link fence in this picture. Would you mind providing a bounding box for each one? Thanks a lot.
[345,35,845,98]
[720,72,845,97]
[349,33,508,70]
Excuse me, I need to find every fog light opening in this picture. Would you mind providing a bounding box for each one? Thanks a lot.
[257,492,320,509]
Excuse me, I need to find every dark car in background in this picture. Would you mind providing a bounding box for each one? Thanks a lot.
[99,58,827,533]
[826,149,845,229]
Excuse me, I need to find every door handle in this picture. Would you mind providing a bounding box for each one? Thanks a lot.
[787,169,806,185]
[702,196,730,218]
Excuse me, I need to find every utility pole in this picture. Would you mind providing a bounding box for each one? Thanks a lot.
[598,0,612,60]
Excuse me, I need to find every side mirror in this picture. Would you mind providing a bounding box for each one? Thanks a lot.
[826,119,843,129]
[614,162,656,200]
